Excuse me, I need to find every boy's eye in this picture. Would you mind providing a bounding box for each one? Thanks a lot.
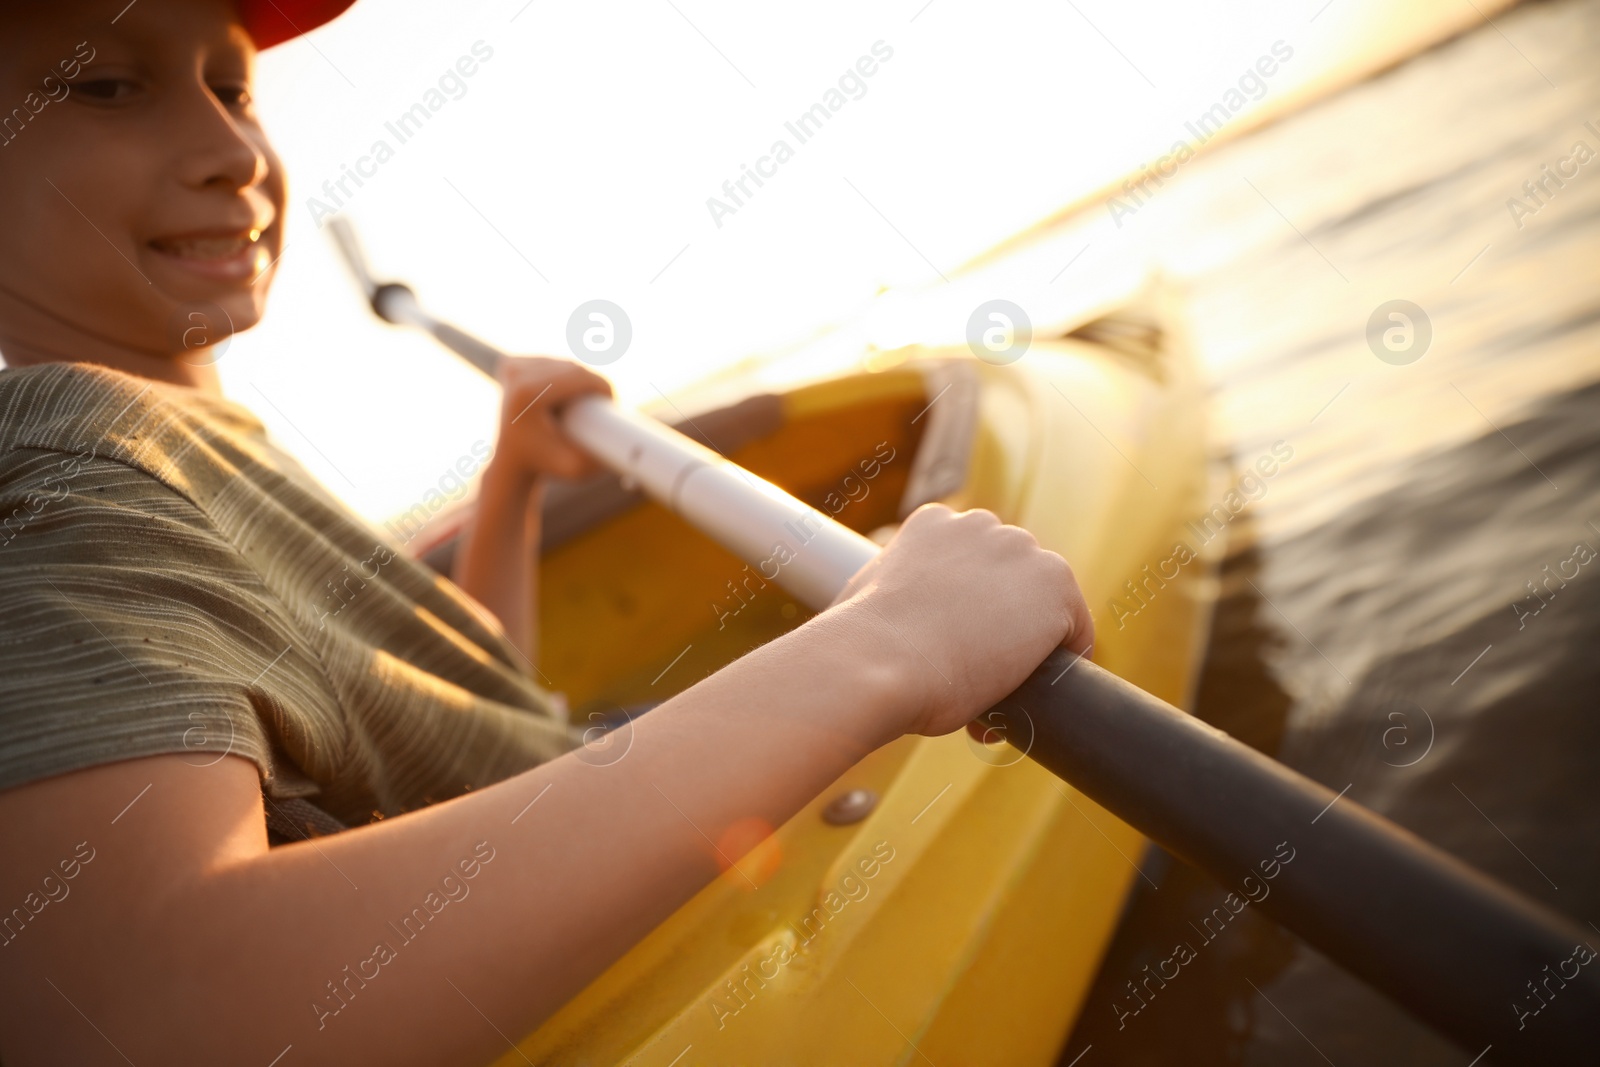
[74,78,142,103]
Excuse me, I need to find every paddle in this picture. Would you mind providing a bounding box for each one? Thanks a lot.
[326,218,1599,1062]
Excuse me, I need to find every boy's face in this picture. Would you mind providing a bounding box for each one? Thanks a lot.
[0,0,285,362]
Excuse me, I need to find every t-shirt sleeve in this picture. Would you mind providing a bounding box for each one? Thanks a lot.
[0,447,344,796]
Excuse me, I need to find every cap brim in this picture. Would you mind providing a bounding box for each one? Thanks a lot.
[237,0,358,50]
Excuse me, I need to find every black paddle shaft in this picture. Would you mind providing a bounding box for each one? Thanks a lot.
[997,650,1600,1062]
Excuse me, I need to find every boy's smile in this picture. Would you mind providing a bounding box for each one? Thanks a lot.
[0,0,287,391]
[146,226,272,284]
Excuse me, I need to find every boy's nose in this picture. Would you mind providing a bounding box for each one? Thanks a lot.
[184,135,268,194]
[175,98,270,193]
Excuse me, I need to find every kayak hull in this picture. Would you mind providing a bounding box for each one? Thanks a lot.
[496,338,1214,1066]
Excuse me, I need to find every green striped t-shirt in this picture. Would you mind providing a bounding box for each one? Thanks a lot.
[0,361,572,826]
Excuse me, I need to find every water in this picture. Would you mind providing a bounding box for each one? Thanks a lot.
[1035,1,1600,1061]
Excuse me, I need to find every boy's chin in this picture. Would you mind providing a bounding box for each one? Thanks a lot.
[161,290,265,362]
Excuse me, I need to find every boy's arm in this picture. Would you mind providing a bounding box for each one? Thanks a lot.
[452,458,542,662]
[0,506,1091,1067]
[451,356,610,664]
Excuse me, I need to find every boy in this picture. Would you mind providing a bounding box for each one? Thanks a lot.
[0,2,1093,1064]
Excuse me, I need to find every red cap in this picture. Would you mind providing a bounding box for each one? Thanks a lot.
[237,0,358,49]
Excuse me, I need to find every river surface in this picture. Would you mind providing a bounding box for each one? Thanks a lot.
[1035,0,1600,1062]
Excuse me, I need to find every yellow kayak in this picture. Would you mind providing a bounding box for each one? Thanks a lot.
[492,326,1213,1065]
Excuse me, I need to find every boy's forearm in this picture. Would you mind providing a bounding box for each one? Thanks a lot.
[273,601,904,1056]
[4,603,910,1065]
[451,456,542,663]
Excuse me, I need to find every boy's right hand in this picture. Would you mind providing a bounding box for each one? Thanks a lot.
[832,504,1094,740]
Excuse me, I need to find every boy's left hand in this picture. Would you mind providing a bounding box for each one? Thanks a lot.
[493,356,614,482]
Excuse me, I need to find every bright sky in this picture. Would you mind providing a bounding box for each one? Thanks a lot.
[227,0,1473,521]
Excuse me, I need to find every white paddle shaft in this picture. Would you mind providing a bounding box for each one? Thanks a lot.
[323,220,878,611]
[561,396,878,613]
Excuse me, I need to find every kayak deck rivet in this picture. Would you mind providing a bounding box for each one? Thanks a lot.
[822,788,878,826]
